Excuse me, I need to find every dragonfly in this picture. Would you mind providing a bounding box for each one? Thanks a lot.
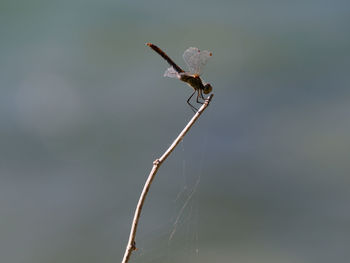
[146,43,213,111]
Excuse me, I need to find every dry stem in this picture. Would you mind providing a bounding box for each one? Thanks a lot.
[121,94,214,263]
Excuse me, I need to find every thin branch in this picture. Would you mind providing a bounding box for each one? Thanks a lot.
[121,94,214,263]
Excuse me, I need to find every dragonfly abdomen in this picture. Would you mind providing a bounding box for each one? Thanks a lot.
[146,43,184,73]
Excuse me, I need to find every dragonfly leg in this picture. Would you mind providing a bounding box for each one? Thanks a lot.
[196,89,204,104]
[200,88,205,100]
[187,90,198,112]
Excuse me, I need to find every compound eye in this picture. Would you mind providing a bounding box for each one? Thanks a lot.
[203,83,213,94]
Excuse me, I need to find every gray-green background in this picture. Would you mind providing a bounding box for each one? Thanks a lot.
[1,1,349,262]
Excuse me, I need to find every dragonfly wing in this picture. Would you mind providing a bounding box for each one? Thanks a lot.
[164,66,179,78]
[183,47,212,75]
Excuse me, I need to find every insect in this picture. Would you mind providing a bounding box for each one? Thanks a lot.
[146,43,213,111]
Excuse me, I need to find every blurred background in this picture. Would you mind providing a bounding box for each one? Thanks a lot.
[1,0,350,262]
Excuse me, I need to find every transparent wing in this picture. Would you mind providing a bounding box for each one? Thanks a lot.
[183,47,212,75]
[164,66,179,78]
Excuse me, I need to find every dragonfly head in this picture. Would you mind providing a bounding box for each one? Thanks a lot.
[203,83,213,94]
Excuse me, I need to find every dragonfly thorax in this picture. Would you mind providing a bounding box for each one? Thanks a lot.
[179,73,205,91]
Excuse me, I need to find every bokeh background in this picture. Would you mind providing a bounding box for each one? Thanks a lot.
[1,0,350,262]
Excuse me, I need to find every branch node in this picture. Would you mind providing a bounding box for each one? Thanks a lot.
[131,241,137,251]
[153,159,160,165]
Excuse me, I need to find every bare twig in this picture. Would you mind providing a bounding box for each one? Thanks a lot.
[121,94,214,263]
